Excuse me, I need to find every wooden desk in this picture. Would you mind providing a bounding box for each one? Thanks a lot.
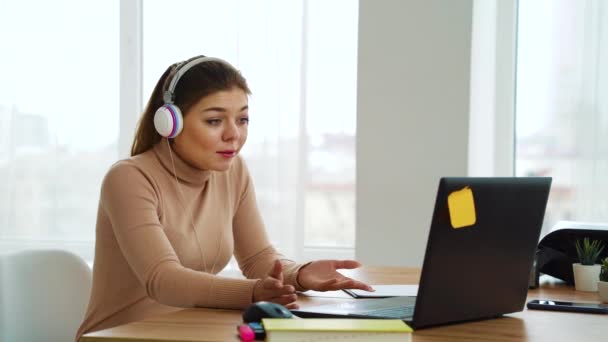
[81,267,607,342]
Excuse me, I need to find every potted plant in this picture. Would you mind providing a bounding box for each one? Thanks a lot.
[598,257,608,302]
[572,238,604,292]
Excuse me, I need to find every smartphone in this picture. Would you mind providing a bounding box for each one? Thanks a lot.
[527,299,608,314]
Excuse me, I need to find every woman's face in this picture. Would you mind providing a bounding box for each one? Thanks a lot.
[172,86,249,171]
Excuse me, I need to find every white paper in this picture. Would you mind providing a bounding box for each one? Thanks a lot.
[299,290,353,298]
[344,284,419,298]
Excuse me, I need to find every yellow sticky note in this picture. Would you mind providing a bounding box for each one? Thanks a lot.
[447,186,476,229]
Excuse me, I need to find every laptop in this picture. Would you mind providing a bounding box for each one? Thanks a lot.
[292,177,552,329]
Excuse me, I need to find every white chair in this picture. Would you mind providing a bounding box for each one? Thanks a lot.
[0,249,92,342]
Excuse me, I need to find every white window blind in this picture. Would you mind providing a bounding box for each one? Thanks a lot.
[516,0,608,236]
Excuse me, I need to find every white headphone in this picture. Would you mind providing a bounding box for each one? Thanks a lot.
[153,56,233,138]
[158,56,236,273]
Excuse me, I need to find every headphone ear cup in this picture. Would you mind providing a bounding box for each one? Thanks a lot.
[154,104,183,138]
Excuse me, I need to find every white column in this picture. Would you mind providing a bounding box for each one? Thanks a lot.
[356,0,474,266]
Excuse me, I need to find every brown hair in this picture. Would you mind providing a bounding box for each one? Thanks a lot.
[130,55,251,156]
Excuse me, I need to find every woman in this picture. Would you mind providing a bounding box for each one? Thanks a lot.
[76,55,372,339]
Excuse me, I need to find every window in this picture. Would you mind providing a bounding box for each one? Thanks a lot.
[516,0,608,235]
[0,0,119,261]
[303,0,358,250]
[143,0,358,260]
[0,0,357,263]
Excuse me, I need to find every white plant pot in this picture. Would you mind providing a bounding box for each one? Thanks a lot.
[572,263,601,292]
[598,281,608,303]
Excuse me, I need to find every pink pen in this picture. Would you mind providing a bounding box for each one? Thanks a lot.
[237,324,255,342]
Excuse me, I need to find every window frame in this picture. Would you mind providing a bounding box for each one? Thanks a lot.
[468,0,518,177]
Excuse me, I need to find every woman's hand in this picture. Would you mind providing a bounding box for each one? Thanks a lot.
[252,260,299,309]
[296,260,374,292]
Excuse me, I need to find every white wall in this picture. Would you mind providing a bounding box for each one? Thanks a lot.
[356,0,474,267]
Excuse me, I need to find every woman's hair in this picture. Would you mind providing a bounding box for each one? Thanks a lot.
[130,55,251,156]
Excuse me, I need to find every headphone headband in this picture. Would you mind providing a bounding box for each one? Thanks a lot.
[162,56,233,104]
[155,56,236,139]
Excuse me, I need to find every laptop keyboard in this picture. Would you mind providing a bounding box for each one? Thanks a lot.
[359,305,415,318]
[293,296,417,320]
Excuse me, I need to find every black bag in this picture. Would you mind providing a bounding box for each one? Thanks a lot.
[531,227,608,287]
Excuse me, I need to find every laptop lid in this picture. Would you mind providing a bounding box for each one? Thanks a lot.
[293,177,552,329]
[411,177,551,328]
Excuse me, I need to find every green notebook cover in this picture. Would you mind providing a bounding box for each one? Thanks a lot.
[262,318,413,332]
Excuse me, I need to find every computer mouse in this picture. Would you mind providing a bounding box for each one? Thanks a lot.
[242,301,294,323]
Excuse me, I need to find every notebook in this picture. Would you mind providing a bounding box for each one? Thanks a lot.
[292,177,552,329]
[262,318,412,342]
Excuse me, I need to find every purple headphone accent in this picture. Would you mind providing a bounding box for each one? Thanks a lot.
[166,105,179,138]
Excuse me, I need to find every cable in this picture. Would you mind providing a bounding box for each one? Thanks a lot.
[166,138,224,274]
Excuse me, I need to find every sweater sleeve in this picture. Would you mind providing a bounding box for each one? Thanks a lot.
[231,159,309,291]
[101,161,258,309]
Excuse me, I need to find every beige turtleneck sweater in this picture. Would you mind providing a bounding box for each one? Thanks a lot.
[76,140,306,340]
